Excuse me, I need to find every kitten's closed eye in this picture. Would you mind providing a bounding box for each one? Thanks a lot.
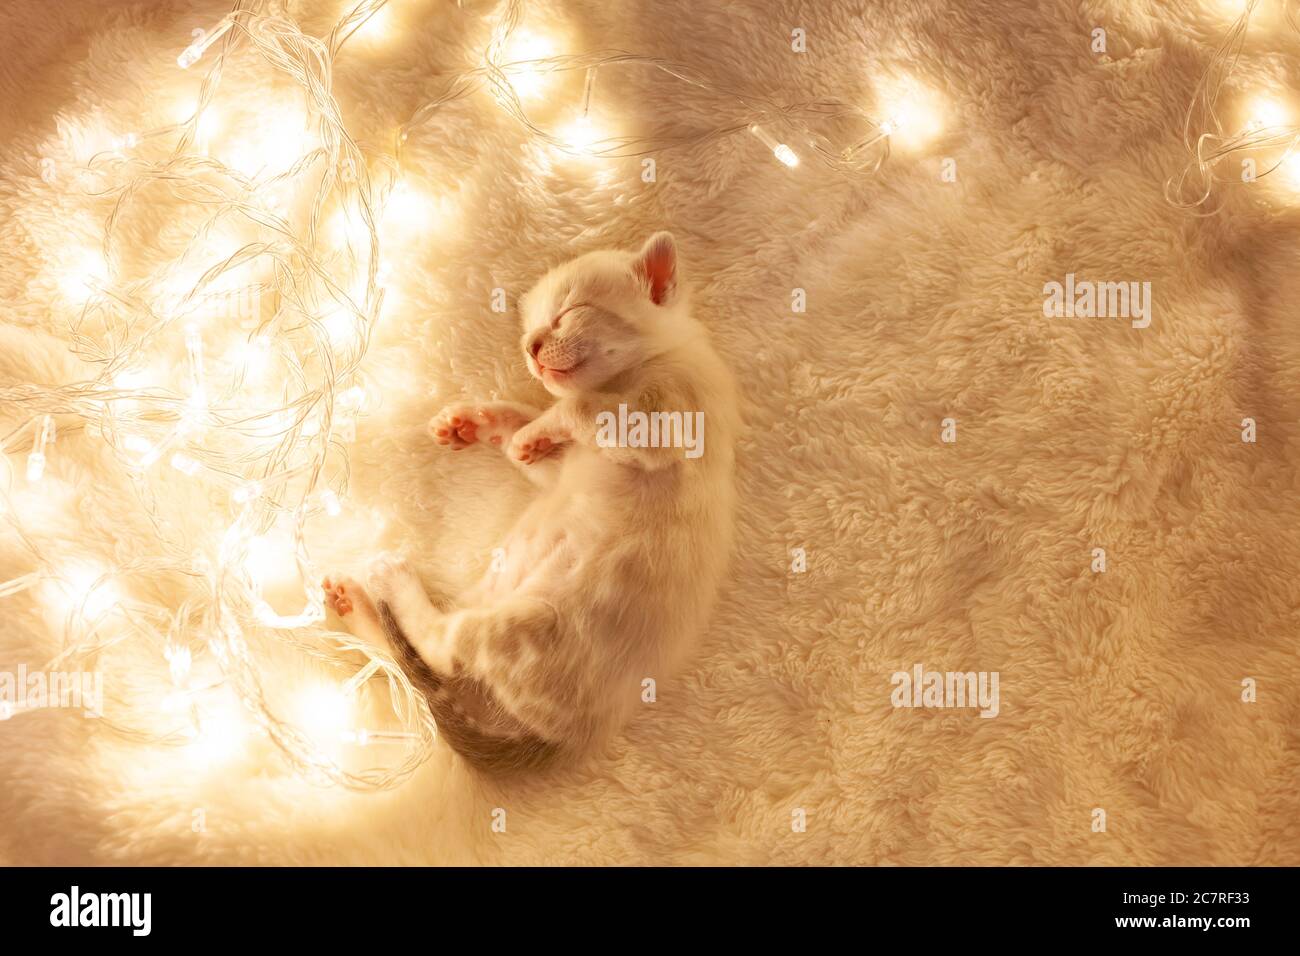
[550,304,585,330]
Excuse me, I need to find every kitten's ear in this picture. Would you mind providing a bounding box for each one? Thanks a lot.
[634,231,677,306]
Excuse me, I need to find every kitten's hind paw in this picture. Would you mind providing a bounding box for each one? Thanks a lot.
[429,402,537,450]
[323,575,369,619]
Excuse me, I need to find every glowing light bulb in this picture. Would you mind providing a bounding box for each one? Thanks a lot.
[225,112,310,178]
[355,3,393,42]
[177,323,210,435]
[123,435,154,456]
[54,563,121,622]
[748,124,799,167]
[230,335,271,380]
[57,249,109,303]
[165,643,192,686]
[294,683,352,738]
[338,385,368,411]
[110,131,140,153]
[173,99,219,154]
[112,364,154,393]
[382,181,440,237]
[244,531,300,593]
[1245,95,1291,132]
[26,415,55,483]
[559,114,602,155]
[177,18,233,69]
[321,489,342,517]
[333,386,367,444]
[320,303,359,348]
[185,324,204,381]
[1212,0,1275,25]
[1272,152,1300,191]
[504,31,556,99]
[170,452,201,476]
[186,695,247,767]
[232,481,262,505]
[877,78,945,151]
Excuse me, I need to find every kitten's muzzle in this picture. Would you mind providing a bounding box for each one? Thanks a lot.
[529,333,584,374]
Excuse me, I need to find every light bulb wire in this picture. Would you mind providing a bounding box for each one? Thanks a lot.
[1165,0,1300,214]
[0,0,896,790]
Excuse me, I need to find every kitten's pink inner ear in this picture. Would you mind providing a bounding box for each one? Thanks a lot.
[636,233,676,305]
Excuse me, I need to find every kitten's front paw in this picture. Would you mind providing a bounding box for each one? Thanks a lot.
[509,421,568,465]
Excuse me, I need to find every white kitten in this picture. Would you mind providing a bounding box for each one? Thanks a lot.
[323,232,738,773]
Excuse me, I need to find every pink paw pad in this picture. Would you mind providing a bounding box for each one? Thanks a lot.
[514,436,553,463]
[429,407,485,449]
[322,577,353,617]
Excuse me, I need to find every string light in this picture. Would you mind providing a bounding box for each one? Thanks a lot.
[185,690,249,768]
[1165,0,1300,210]
[165,642,193,687]
[294,683,353,738]
[502,30,557,99]
[51,563,121,624]
[872,78,944,152]
[0,0,937,791]
[26,416,55,483]
[0,572,41,600]
[748,123,800,167]
[170,452,202,477]
[398,0,909,174]
[321,489,343,516]
[566,65,602,154]
[172,98,221,155]
[0,0,439,791]
[177,16,234,69]
[1245,94,1292,132]
[57,249,109,304]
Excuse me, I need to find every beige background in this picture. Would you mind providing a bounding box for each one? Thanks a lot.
[1,0,1297,864]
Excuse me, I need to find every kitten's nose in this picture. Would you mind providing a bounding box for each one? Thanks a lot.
[529,334,545,360]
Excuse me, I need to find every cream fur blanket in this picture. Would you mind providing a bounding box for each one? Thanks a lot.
[2,0,1298,866]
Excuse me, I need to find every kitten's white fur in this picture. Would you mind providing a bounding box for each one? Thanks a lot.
[325,233,738,772]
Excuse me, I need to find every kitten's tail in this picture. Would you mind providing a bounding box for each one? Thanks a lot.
[377,600,559,776]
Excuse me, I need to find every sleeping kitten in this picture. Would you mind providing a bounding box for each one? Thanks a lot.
[323,232,738,773]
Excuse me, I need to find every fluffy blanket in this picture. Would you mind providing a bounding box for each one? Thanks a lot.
[2,0,1298,865]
